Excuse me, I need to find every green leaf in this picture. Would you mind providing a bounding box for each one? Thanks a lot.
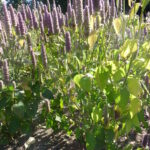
[91,106,102,123]
[74,74,92,92]
[142,0,150,12]
[60,99,63,109]
[12,101,25,119]
[127,77,143,97]
[79,76,92,92]
[129,98,141,118]
[73,74,84,87]
[116,87,130,109]
[129,3,141,19]
[86,132,96,150]
[126,115,140,133]
[113,68,125,83]
[95,67,109,90]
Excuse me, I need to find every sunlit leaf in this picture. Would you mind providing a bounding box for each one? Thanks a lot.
[120,39,138,58]
[113,18,122,35]
[129,3,141,19]
[74,74,92,92]
[91,106,102,123]
[127,77,143,97]
[129,98,141,118]
[88,31,98,49]
[18,39,25,47]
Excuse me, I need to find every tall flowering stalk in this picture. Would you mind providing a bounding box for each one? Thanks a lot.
[67,1,72,19]
[41,44,48,68]
[89,0,94,15]
[27,6,34,29]
[18,12,26,36]
[93,0,99,12]
[32,10,38,29]
[21,4,27,21]
[9,4,17,27]
[53,7,60,33]
[71,9,77,29]
[65,31,71,52]
[76,0,84,25]
[3,59,10,85]
[84,6,91,36]
[48,13,54,34]
[111,0,116,19]
[3,4,12,35]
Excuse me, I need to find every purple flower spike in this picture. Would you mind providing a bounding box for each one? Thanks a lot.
[3,4,12,35]
[67,1,72,19]
[27,6,33,29]
[111,0,116,19]
[21,4,27,21]
[76,0,84,25]
[18,12,26,36]
[32,10,38,29]
[65,31,71,52]
[48,12,54,34]
[53,8,60,33]
[84,6,91,36]
[3,59,10,85]
[89,0,94,15]
[71,9,77,29]
[9,4,17,27]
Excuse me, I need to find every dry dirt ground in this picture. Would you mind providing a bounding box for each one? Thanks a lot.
[0,124,82,150]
